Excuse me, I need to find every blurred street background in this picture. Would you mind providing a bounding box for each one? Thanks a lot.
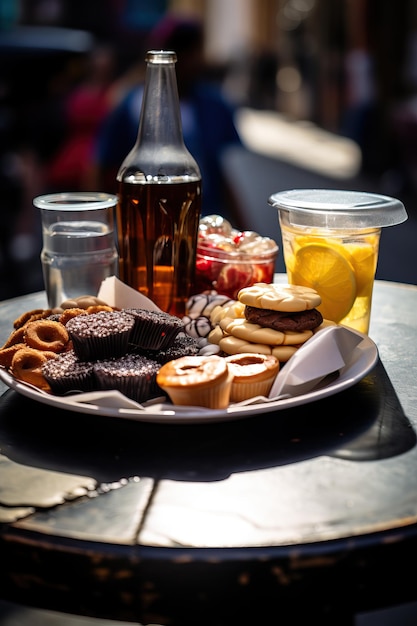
[1,0,417,301]
[1,3,417,625]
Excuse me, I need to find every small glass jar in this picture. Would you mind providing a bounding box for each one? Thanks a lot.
[195,241,278,300]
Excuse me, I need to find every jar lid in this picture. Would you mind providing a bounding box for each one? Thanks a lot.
[34,192,118,211]
[268,189,407,229]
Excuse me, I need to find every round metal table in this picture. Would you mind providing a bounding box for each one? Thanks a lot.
[0,278,416,625]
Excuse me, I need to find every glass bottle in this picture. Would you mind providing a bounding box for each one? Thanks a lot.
[116,50,202,317]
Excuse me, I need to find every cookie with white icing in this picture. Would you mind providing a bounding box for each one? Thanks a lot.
[182,315,212,339]
[186,292,234,319]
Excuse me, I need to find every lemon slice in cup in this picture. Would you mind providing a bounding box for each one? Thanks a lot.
[291,243,357,322]
[343,240,377,296]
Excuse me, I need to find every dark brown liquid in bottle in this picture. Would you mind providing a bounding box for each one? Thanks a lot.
[117,179,202,316]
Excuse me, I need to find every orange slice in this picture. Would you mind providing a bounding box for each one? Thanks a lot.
[291,243,357,322]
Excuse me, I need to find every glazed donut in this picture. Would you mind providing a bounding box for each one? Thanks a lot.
[0,343,26,369]
[24,319,69,353]
[10,347,57,391]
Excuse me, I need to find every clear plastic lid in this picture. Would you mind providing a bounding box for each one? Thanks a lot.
[268,189,408,229]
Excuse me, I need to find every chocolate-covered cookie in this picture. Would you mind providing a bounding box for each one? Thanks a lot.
[244,305,323,332]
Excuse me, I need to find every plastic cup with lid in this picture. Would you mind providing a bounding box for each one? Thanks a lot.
[268,189,407,333]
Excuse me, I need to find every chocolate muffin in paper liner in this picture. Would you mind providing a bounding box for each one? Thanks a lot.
[66,310,135,361]
[42,350,96,395]
[135,333,200,364]
[125,308,184,350]
[93,353,162,404]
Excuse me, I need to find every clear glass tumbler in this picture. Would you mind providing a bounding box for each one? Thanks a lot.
[34,192,119,309]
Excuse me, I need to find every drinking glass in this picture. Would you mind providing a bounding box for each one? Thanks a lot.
[34,192,118,309]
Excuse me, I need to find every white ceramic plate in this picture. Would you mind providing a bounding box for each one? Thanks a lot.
[0,331,378,424]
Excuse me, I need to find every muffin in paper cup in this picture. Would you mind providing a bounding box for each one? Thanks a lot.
[66,310,135,361]
[156,355,233,409]
[42,350,97,395]
[93,353,161,403]
[225,353,279,402]
[125,308,184,350]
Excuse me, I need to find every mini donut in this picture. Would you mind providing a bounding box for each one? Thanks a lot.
[86,305,114,314]
[0,343,26,369]
[24,319,69,353]
[10,347,57,392]
[59,308,89,325]
[1,326,26,349]
[13,308,52,329]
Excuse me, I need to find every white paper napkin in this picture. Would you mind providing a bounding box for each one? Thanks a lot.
[267,324,363,398]
[98,276,161,311]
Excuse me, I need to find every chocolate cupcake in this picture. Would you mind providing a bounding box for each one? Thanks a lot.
[93,353,162,404]
[66,310,135,361]
[42,349,96,395]
[150,333,200,364]
[125,308,184,350]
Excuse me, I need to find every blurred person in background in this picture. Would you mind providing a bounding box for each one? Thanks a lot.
[44,44,117,191]
[0,97,25,298]
[89,13,242,219]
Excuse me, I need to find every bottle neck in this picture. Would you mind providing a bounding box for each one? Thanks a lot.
[117,50,201,183]
[137,50,184,147]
